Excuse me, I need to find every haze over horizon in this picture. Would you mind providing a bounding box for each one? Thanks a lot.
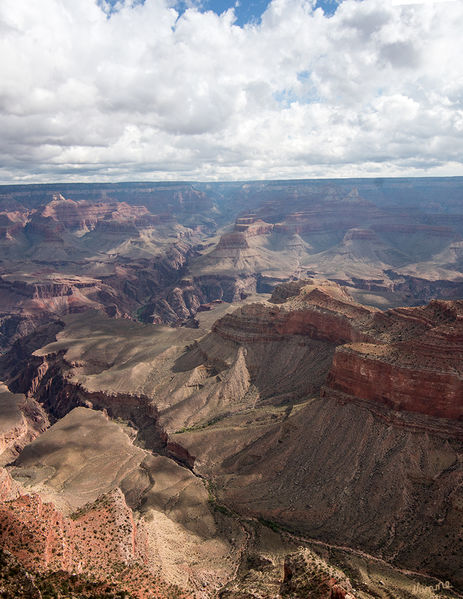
[1,0,462,183]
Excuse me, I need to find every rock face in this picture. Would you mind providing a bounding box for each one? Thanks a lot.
[219,547,359,599]
[213,282,376,345]
[324,299,463,420]
[212,280,463,422]
[327,344,463,420]
[40,194,160,231]
[0,467,20,502]
[0,382,48,465]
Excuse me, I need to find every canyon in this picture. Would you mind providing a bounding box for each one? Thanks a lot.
[0,179,462,598]
[1,178,463,352]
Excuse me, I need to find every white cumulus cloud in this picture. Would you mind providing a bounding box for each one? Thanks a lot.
[0,0,462,182]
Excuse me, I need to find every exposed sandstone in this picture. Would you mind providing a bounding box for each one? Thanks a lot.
[213,280,376,345]
[213,281,463,422]
[325,299,463,420]
[326,344,463,420]
[216,232,250,250]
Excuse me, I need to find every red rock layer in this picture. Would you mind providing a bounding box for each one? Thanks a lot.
[327,346,463,420]
[0,486,149,576]
[216,232,250,250]
[325,299,463,421]
[234,216,274,236]
[214,280,463,422]
[213,283,375,345]
[40,195,160,230]
[0,477,189,598]
[371,223,456,236]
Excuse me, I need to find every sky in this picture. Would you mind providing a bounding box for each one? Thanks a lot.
[0,0,462,183]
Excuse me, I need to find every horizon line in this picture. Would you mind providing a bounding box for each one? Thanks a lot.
[1,174,462,188]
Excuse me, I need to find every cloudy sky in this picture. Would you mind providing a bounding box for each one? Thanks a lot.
[0,0,462,182]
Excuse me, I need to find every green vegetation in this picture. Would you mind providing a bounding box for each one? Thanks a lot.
[134,305,148,323]
[204,480,234,517]
[208,496,233,517]
[257,517,281,533]
[174,413,228,434]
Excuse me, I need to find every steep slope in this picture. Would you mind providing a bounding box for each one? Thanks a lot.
[167,282,463,588]
[0,405,242,596]
[0,382,48,465]
[0,472,189,598]
[1,279,463,596]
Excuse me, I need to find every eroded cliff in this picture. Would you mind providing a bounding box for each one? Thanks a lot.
[1,279,463,596]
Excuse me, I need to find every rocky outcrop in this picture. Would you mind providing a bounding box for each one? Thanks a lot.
[212,280,463,422]
[326,344,463,420]
[386,270,463,303]
[213,302,363,344]
[269,280,315,303]
[0,383,48,465]
[195,274,257,302]
[234,216,274,236]
[181,389,463,588]
[0,481,185,598]
[40,194,160,232]
[281,549,356,599]
[8,353,170,454]
[219,548,358,599]
[0,467,20,502]
[0,487,149,574]
[24,214,65,243]
[216,232,250,250]
[142,274,256,325]
[213,281,376,345]
[145,279,206,324]
[325,299,463,420]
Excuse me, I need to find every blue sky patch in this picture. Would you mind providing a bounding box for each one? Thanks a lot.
[99,0,342,25]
